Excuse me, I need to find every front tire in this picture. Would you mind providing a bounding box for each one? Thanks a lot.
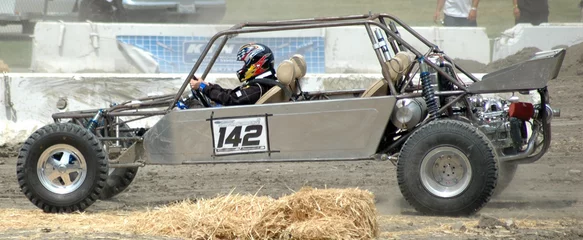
[397,119,498,216]
[16,123,108,213]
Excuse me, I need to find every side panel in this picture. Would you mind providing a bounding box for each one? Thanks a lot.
[142,96,396,164]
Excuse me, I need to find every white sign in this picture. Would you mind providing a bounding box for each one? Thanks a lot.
[211,116,268,155]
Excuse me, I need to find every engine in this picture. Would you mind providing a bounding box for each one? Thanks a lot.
[467,95,527,152]
[389,94,533,153]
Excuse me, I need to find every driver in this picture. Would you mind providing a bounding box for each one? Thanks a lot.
[189,43,281,106]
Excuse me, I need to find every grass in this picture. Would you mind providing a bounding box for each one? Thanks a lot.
[0,0,580,69]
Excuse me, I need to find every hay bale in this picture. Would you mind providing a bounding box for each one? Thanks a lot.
[253,187,378,239]
[0,60,9,72]
[286,216,373,240]
[128,187,378,240]
[130,194,275,239]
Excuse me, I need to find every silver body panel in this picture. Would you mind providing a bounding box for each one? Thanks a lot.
[467,49,566,94]
[141,96,397,164]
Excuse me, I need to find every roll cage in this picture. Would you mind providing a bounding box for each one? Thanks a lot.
[51,12,562,166]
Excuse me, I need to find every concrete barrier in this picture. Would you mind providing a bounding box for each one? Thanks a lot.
[325,26,491,73]
[30,22,325,74]
[492,23,583,62]
[30,22,491,74]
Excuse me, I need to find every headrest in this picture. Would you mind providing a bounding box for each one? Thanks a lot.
[290,54,307,79]
[276,60,295,86]
[384,51,416,83]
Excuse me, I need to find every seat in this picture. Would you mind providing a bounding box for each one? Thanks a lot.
[289,54,307,94]
[360,51,415,98]
[255,60,295,104]
[360,79,389,97]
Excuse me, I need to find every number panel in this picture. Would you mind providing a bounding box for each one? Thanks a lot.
[211,116,269,155]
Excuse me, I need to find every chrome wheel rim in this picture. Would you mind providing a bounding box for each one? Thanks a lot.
[420,146,472,198]
[37,144,87,194]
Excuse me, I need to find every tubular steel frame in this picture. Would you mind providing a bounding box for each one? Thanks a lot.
[50,12,553,164]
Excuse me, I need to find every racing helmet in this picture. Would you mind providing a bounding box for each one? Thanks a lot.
[236,43,275,82]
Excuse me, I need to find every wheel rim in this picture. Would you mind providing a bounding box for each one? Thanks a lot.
[420,146,472,198]
[37,144,88,194]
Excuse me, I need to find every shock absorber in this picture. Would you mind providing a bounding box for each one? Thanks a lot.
[419,57,438,120]
[87,109,104,132]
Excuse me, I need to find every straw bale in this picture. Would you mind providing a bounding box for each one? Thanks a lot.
[0,187,377,239]
[129,194,275,239]
[128,187,379,240]
[252,187,378,239]
[0,60,9,72]
[285,216,375,240]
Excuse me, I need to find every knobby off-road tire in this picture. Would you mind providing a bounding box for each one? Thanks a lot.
[397,119,498,216]
[98,122,139,200]
[16,123,108,213]
[71,118,139,200]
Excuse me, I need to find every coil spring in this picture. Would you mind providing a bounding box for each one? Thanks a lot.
[420,71,438,120]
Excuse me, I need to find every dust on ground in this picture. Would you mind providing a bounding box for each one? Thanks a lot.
[0,44,583,239]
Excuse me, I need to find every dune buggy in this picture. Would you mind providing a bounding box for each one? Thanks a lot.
[16,12,564,216]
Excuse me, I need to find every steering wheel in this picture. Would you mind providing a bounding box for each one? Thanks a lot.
[188,75,212,108]
[191,88,212,108]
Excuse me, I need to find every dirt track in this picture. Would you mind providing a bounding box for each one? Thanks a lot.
[0,78,582,239]
[1,51,583,238]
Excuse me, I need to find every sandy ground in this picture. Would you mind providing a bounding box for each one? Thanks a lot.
[0,45,582,239]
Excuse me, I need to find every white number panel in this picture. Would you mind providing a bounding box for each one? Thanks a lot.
[211,116,269,155]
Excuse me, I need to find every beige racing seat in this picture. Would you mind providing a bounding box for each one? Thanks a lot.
[289,54,307,95]
[255,60,295,104]
[360,79,389,97]
[360,51,415,98]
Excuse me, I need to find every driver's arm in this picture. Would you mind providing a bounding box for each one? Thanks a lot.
[201,83,264,106]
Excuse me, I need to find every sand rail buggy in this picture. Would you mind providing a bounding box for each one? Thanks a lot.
[16,13,564,216]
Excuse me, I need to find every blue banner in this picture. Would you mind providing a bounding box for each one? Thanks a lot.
[116,35,325,74]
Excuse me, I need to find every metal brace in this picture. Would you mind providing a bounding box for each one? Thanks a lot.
[58,20,66,55]
[3,73,16,121]
[373,40,388,50]
[88,20,100,51]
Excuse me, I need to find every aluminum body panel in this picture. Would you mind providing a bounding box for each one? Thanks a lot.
[467,49,566,94]
[141,96,397,164]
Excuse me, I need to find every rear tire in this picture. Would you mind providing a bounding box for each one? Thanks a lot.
[99,121,139,200]
[99,163,138,200]
[16,123,108,213]
[397,119,498,216]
